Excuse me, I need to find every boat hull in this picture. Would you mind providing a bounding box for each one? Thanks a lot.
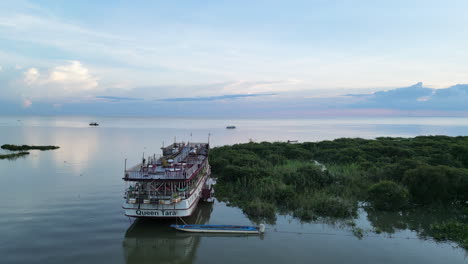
[170,225,260,234]
[123,174,207,218]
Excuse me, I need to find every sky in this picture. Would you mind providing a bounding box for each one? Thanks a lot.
[1,0,468,116]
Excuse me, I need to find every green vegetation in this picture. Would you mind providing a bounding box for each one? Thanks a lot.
[1,144,60,151]
[368,181,409,210]
[366,206,468,249]
[431,221,468,249]
[0,144,59,161]
[0,151,30,160]
[210,136,468,248]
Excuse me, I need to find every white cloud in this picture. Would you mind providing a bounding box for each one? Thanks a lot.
[23,61,98,93]
[22,98,32,108]
[24,67,40,84]
[1,2,468,101]
[48,61,98,91]
[0,65,2,71]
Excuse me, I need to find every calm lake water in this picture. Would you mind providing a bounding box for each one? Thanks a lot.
[0,115,467,264]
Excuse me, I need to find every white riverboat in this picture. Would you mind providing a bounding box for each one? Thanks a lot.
[122,142,214,218]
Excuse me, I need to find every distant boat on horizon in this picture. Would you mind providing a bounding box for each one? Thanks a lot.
[89,122,99,126]
[226,125,236,129]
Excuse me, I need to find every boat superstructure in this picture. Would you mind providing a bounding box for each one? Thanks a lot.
[123,142,214,218]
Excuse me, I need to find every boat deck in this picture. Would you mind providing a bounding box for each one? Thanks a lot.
[124,155,207,181]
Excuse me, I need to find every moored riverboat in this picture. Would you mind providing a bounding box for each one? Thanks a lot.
[123,142,214,218]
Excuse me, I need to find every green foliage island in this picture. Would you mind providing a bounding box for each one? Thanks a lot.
[1,144,60,151]
[0,144,60,160]
[210,136,468,249]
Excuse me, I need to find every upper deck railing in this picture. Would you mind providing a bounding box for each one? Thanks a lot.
[124,147,208,181]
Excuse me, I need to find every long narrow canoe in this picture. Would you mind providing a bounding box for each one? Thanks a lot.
[170,224,265,234]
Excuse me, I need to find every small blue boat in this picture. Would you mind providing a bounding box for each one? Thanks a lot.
[170,224,265,234]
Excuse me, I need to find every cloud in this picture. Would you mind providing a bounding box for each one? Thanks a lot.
[98,80,288,100]
[95,96,143,102]
[23,61,98,95]
[0,65,2,71]
[348,83,468,111]
[158,93,276,102]
[24,67,40,84]
[48,61,98,90]
[22,98,32,108]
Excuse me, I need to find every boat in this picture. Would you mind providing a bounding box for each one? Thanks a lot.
[226,125,236,129]
[122,142,214,218]
[89,122,99,126]
[170,224,265,234]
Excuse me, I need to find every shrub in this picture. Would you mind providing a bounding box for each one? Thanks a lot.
[368,181,409,210]
[301,192,357,218]
[243,199,276,219]
[284,164,331,191]
[403,165,467,204]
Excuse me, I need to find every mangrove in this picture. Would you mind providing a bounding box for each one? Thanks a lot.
[209,136,468,249]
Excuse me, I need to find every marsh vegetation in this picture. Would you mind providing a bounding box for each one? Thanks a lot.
[0,144,60,160]
[1,144,60,151]
[210,136,468,248]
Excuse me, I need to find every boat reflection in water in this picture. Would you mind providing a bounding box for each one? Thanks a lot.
[123,202,214,264]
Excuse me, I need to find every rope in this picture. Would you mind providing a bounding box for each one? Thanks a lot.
[178,217,188,225]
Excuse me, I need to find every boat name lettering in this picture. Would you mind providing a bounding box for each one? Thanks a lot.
[135,210,177,216]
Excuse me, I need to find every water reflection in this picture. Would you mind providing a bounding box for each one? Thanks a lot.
[122,202,214,264]
[365,207,466,243]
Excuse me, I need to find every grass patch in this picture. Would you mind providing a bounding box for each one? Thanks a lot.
[1,144,60,151]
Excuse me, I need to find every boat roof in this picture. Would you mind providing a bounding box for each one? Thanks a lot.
[124,142,209,181]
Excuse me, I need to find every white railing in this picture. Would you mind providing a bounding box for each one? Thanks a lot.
[124,157,207,180]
